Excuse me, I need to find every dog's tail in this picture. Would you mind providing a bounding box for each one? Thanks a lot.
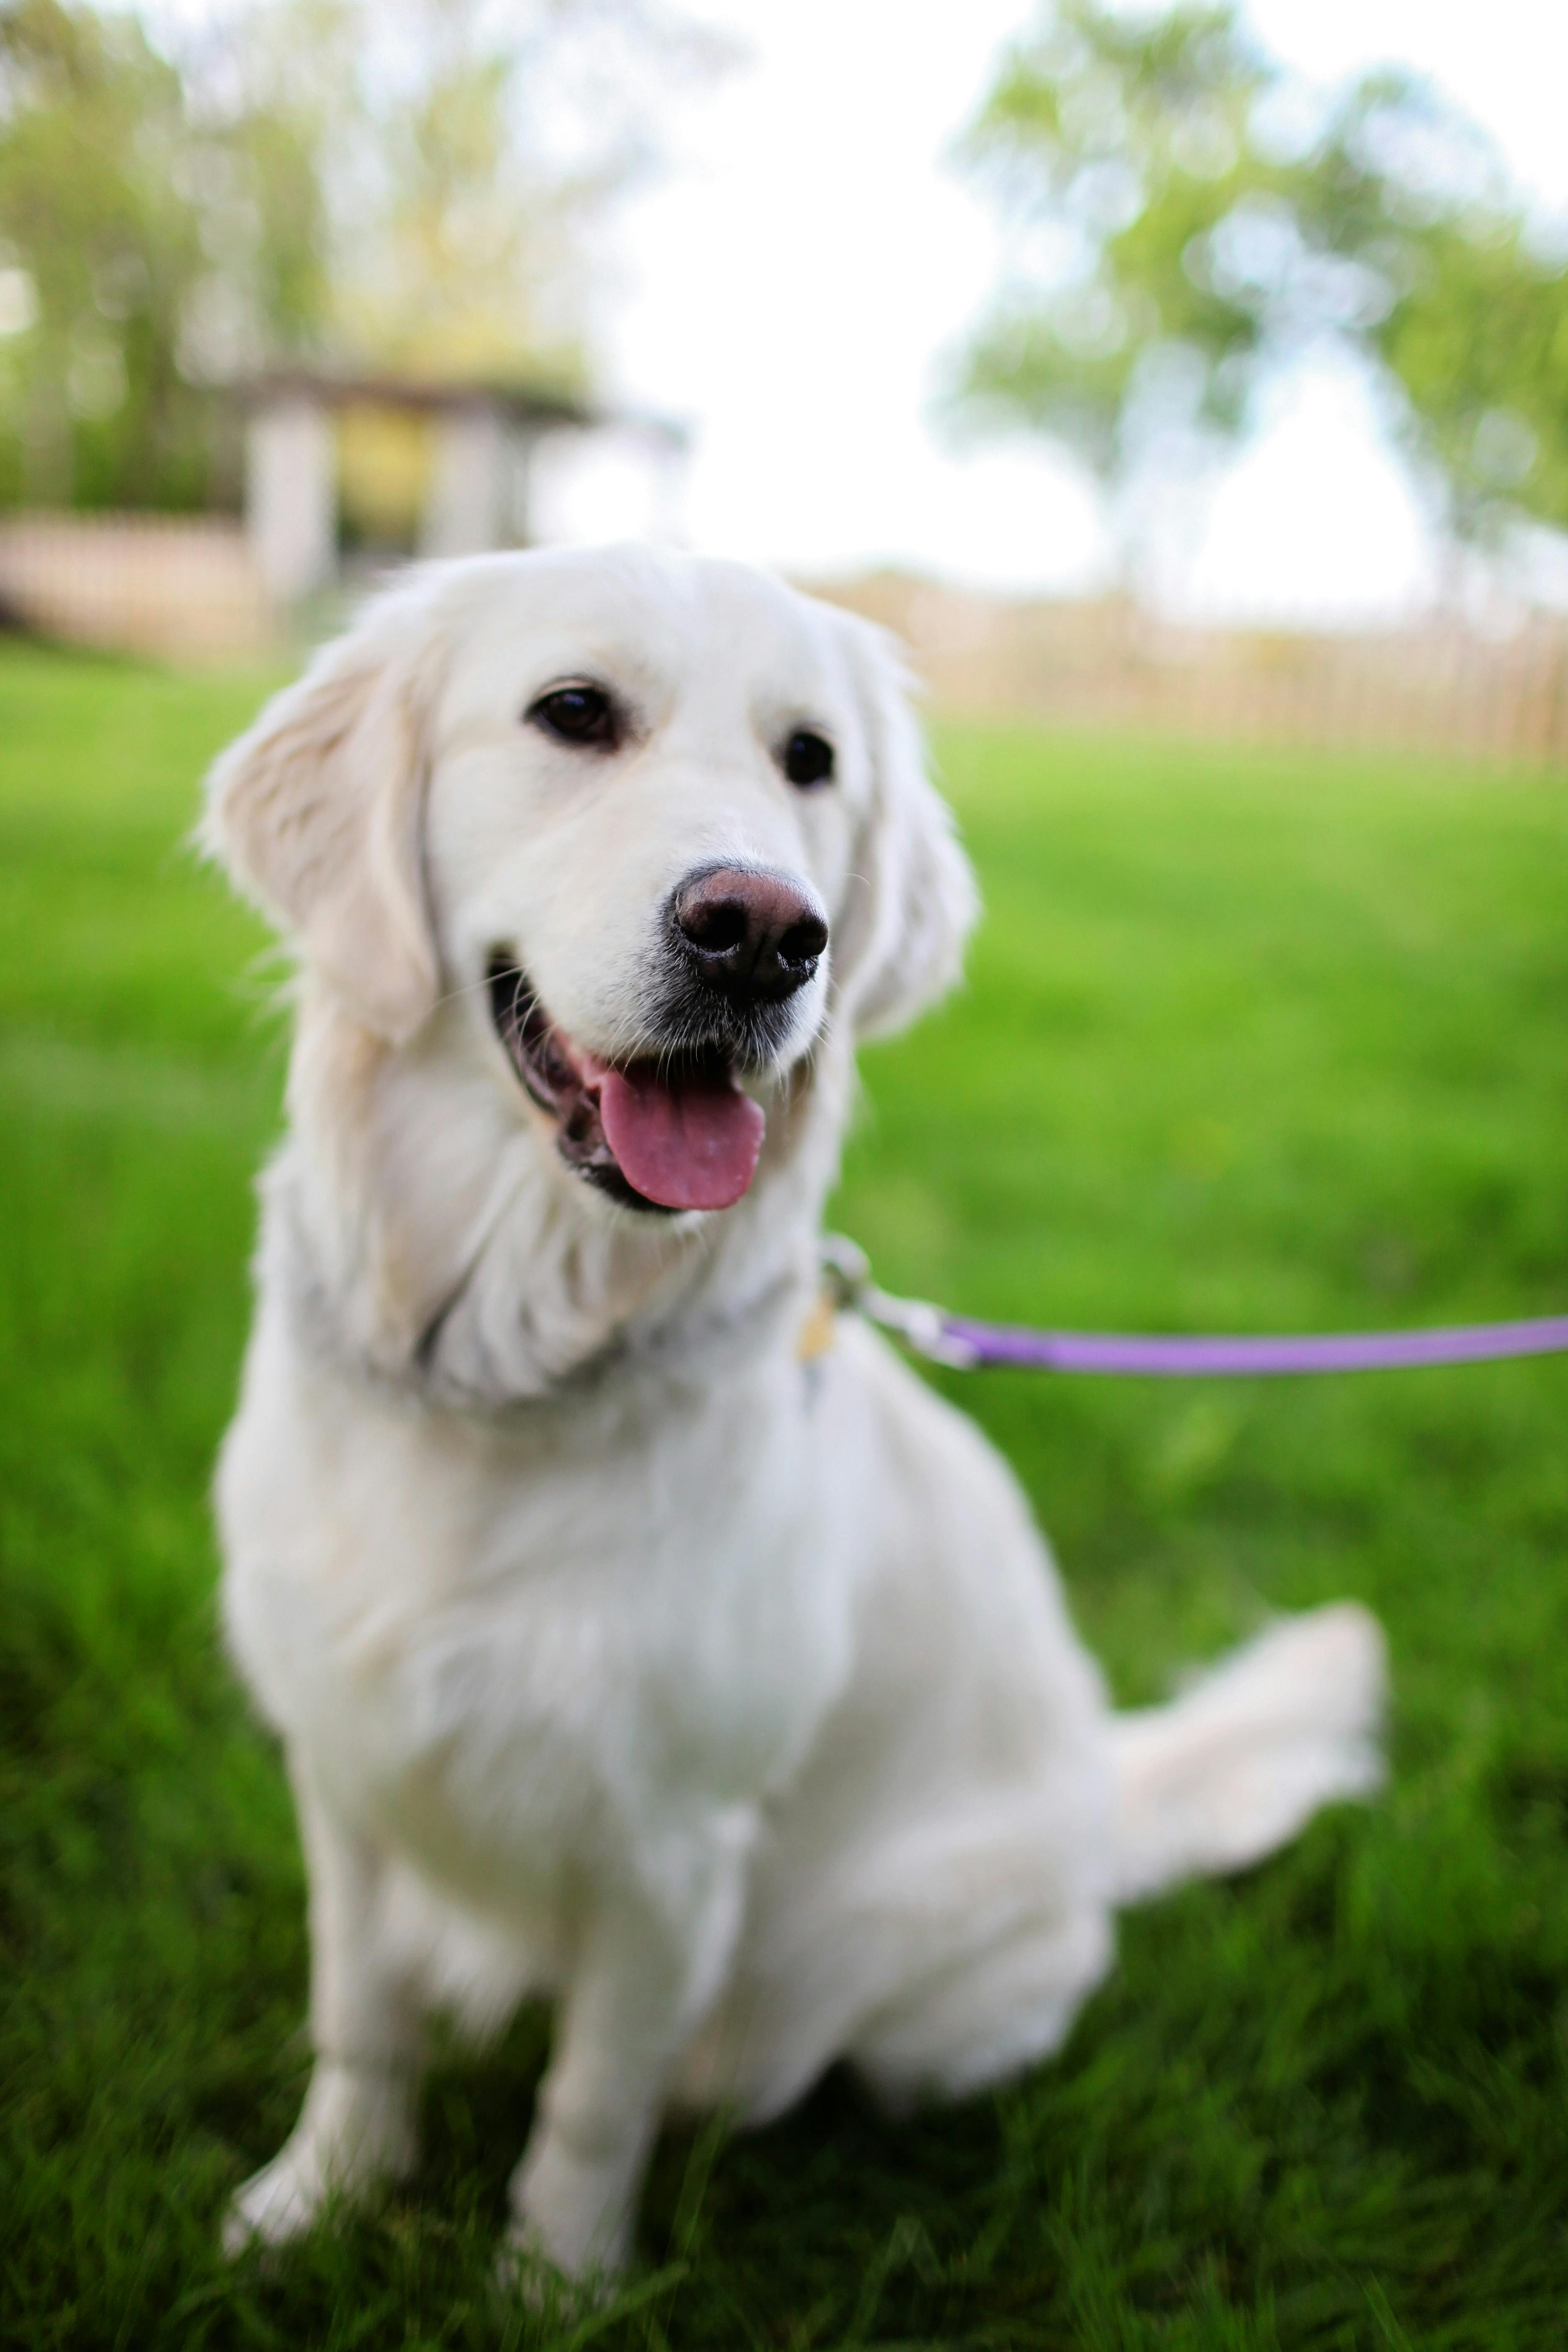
[1109,1602,1385,1906]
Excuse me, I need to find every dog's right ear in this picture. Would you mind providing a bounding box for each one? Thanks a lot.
[200,586,446,1044]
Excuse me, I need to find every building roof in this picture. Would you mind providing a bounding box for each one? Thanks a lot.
[234,367,686,447]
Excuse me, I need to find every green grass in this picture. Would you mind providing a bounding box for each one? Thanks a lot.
[4,640,1568,2349]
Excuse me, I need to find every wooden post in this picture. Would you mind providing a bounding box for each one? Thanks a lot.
[420,400,510,557]
[245,394,335,605]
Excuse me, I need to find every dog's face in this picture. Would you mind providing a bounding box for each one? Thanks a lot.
[205,547,975,1218]
[429,553,866,1214]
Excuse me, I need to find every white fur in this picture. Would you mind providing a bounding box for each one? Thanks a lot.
[206,547,1385,2282]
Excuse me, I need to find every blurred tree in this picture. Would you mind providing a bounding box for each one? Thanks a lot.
[0,0,716,511]
[953,0,1568,573]
[184,0,713,387]
[0,0,332,506]
[322,0,630,387]
[0,1,206,507]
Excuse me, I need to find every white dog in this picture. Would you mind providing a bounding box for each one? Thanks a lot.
[205,546,1384,2283]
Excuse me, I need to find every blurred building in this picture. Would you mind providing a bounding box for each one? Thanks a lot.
[0,371,686,664]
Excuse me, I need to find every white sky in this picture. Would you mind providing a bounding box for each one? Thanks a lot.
[540,0,1568,620]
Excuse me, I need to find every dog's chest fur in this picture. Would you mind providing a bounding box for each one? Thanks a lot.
[218,1277,872,1924]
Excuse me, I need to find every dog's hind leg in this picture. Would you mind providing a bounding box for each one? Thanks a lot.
[1109,1602,1385,1906]
[700,1606,1383,2124]
[224,1761,422,2254]
[684,1769,1117,2124]
[849,1896,1115,2109]
[843,1607,1381,2109]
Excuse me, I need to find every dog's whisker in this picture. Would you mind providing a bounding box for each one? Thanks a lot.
[432,967,517,1016]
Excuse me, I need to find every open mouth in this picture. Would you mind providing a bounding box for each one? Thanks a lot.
[488,959,766,1215]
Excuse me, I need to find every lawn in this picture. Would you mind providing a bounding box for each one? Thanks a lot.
[3,636,1568,2350]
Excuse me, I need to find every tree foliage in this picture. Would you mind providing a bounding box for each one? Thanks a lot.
[0,1,214,508]
[0,0,711,510]
[955,0,1568,547]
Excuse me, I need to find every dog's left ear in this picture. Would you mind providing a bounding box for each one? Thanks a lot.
[832,612,978,1040]
[200,583,446,1044]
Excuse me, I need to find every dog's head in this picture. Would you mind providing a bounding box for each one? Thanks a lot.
[204,547,975,1218]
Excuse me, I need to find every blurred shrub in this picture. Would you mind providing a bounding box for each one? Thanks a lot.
[0,0,722,514]
[954,0,1568,570]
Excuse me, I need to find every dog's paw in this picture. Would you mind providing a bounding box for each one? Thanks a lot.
[493,2226,621,2316]
[503,2132,637,2288]
[222,2147,329,2256]
[222,2060,418,2257]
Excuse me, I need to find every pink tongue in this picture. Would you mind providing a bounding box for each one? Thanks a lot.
[596,1064,766,1211]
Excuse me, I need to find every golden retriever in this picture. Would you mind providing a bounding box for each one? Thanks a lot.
[205,547,1383,2282]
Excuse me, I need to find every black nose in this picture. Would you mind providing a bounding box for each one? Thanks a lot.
[672,864,829,1003]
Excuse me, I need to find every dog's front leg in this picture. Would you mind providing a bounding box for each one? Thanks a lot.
[505,1827,751,2283]
[224,1761,420,2253]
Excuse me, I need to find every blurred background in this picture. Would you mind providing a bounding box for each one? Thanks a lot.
[3,0,1568,759]
[8,10,1568,2337]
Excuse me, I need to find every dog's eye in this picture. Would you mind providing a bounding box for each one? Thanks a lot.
[782,729,834,789]
[527,684,619,750]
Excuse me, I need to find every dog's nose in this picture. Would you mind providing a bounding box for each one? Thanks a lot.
[673,865,828,1003]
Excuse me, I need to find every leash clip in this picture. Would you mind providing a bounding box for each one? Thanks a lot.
[818,1235,980,1370]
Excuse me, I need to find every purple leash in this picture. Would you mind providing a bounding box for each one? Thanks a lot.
[819,1237,1568,1378]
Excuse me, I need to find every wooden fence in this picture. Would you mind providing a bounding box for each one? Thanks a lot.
[3,521,1565,766]
[806,572,1568,771]
[0,512,273,665]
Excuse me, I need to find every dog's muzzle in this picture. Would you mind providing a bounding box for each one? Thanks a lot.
[487,867,827,1217]
[671,864,828,1006]
[659,862,828,1068]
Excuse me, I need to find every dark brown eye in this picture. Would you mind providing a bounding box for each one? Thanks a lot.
[783,728,834,788]
[527,683,619,750]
